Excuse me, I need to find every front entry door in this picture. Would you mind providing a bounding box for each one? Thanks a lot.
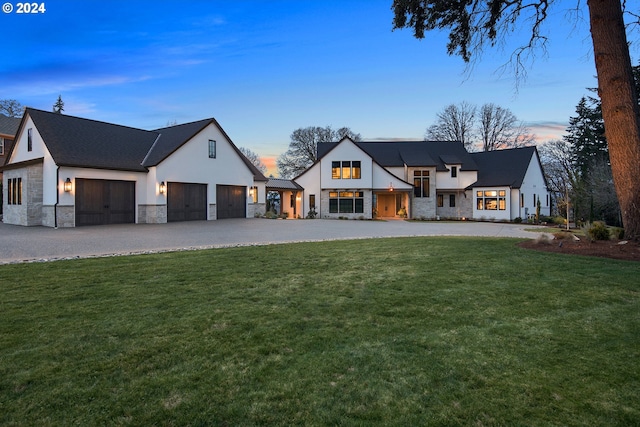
[377,194,396,218]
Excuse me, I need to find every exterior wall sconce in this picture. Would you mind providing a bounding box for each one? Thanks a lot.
[64,178,72,192]
[388,182,394,192]
[159,181,166,195]
[249,186,255,197]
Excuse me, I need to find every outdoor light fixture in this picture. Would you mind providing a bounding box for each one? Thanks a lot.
[64,178,72,192]
[389,182,394,192]
[249,186,255,196]
[159,181,166,195]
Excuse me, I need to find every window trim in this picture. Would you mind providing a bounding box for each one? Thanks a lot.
[331,160,361,179]
[476,190,506,211]
[329,190,364,214]
[413,170,430,198]
[208,139,216,158]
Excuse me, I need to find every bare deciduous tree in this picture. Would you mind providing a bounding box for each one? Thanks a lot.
[277,126,361,178]
[0,99,23,118]
[239,147,267,174]
[425,102,476,150]
[479,103,534,151]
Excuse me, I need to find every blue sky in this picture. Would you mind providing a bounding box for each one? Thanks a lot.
[2,0,632,175]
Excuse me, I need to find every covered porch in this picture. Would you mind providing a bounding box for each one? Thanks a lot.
[266,178,303,218]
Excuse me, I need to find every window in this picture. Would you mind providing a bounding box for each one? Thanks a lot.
[0,138,4,155]
[413,170,430,198]
[437,194,443,207]
[533,194,536,205]
[329,191,364,214]
[352,161,361,179]
[8,178,22,205]
[309,194,316,210]
[27,128,33,152]
[208,139,216,158]
[331,161,361,179]
[451,166,457,178]
[520,193,525,208]
[477,190,506,211]
[449,194,456,207]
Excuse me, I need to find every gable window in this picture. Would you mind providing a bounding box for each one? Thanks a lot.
[8,178,22,205]
[208,139,216,158]
[27,128,33,152]
[449,194,456,207]
[477,190,506,210]
[329,191,364,213]
[413,170,430,198]
[0,138,4,155]
[451,166,457,178]
[331,161,361,179]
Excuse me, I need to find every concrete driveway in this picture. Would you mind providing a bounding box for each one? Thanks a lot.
[0,218,542,264]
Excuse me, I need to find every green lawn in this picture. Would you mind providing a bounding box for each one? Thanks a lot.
[1,237,638,426]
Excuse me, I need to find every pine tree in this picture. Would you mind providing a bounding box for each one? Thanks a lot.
[52,95,64,114]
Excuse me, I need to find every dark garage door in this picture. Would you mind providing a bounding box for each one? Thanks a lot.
[216,185,246,219]
[75,179,136,226]
[167,182,207,222]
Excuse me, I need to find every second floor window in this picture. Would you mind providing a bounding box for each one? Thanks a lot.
[413,170,430,198]
[28,129,33,152]
[208,140,216,158]
[451,166,457,178]
[332,161,361,179]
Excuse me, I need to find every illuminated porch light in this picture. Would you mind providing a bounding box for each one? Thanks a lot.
[159,181,166,195]
[63,178,72,192]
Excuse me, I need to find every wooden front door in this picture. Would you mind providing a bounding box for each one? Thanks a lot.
[167,182,207,222]
[216,185,246,219]
[75,179,136,226]
[377,194,396,218]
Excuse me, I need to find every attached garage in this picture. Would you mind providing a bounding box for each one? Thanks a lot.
[75,179,136,226]
[167,182,207,222]
[216,185,246,219]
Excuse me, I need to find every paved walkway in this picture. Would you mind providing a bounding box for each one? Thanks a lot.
[0,218,543,264]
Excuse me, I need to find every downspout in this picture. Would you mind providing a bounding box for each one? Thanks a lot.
[54,166,59,228]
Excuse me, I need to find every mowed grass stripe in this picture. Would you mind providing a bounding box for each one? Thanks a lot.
[0,237,638,426]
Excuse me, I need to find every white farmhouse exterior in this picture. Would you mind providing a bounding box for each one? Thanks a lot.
[1,109,267,227]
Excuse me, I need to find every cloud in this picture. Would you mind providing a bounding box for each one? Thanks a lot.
[526,121,568,143]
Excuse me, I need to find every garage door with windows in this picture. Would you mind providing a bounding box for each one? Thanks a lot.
[167,182,207,222]
[216,185,246,219]
[75,179,136,226]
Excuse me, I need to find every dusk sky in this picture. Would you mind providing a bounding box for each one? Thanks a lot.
[3,0,637,175]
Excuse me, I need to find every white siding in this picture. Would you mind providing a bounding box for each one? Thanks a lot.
[320,140,373,189]
[155,123,256,218]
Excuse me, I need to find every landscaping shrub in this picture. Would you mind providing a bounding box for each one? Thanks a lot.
[585,221,610,241]
[612,227,625,240]
[513,217,522,223]
[264,211,278,219]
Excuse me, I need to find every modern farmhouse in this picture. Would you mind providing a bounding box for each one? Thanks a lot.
[1,108,267,227]
[287,137,550,221]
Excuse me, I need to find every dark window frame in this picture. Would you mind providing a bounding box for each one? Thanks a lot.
[208,139,216,159]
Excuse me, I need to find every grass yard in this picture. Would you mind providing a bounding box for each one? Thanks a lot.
[0,237,638,426]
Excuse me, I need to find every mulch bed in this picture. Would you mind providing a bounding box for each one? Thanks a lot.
[518,238,640,262]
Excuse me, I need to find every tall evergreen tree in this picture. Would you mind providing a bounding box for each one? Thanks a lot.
[52,95,64,114]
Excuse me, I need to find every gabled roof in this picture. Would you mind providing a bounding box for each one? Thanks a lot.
[21,108,158,172]
[470,146,540,188]
[143,118,215,167]
[8,109,267,181]
[0,113,23,137]
[317,140,478,172]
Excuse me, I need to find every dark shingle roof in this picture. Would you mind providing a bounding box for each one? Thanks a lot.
[317,140,477,172]
[143,118,213,166]
[11,109,267,181]
[0,113,22,136]
[26,108,158,172]
[470,146,539,188]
